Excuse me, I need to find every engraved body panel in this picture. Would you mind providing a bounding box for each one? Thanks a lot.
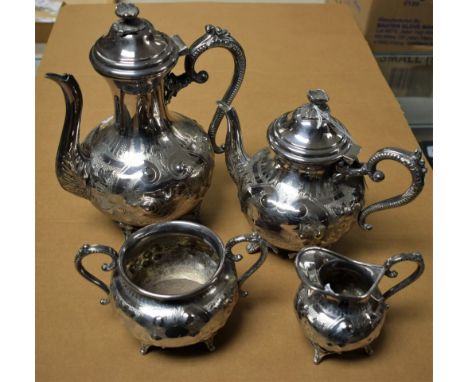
[238,150,365,251]
[111,261,239,348]
[294,285,386,354]
[84,112,213,227]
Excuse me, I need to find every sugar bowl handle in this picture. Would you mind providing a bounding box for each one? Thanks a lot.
[358,148,427,230]
[226,233,268,297]
[75,244,118,305]
[381,252,425,300]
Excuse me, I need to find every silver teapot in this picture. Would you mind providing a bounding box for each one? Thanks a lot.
[75,221,267,354]
[218,89,427,252]
[294,247,424,364]
[46,3,246,235]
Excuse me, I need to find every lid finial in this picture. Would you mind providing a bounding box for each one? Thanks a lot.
[115,2,140,19]
[90,3,179,80]
[266,88,360,165]
[307,89,329,105]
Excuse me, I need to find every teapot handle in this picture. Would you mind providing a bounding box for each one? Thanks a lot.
[225,233,268,297]
[358,148,427,230]
[165,25,246,153]
[75,244,118,305]
[381,252,425,300]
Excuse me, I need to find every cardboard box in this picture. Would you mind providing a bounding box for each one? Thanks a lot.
[35,1,114,43]
[375,53,432,96]
[327,0,433,52]
[35,21,54,43]
[35,1,61,43]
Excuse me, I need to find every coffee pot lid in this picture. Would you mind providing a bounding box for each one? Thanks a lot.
[267,89,360,165]
[90,3,182,80]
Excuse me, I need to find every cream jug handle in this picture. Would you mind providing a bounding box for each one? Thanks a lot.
[381,252,425,300]
[225,233,268,297]
[357,148,427,230]
[75,244,118,305]
[165,25,246,153]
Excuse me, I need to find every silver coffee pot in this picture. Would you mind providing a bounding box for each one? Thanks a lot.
[46,3,246,235]
[218,89,427,252]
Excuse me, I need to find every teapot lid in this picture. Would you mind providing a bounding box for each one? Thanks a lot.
[89,3,183,80]
[267,89,360,166]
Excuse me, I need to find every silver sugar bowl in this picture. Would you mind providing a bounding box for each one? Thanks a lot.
[47,3,246,236]
[218,89,427,252]
[294,247,424,364]
[75,221,267,354]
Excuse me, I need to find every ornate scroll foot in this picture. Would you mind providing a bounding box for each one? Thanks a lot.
[287,251,299,260]
[313,344,333,365]
[204,337,216,352]
[116,222,138,239]
[364,345,374,356]
[140,344,152,355]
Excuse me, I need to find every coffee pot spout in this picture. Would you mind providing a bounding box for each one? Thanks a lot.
[45,73,90,200]
[216,101,250,185]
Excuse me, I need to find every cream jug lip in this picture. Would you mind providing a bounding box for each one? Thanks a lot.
[295,247,386,301]
[118,221,227,301]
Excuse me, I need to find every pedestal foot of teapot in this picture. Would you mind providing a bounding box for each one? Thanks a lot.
[363,345,374,356]
[181,202,202,223]
[313,344,333,365]
[140,344,152,355]
[287,251,299,260]
[204,337,216,352]
[117,222,138,239]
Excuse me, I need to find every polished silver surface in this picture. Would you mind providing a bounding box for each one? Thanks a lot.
[294,247,424,364]
[267,89,360,166]
[90,3,180,80]
[219,89,427,252]
[46,3,246,233]
[75,221,267,353]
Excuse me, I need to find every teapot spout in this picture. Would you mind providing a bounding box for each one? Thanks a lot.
[45,73,90,200]
[216,101,250,185]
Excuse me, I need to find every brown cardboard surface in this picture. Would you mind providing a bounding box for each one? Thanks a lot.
[36,3,433,381]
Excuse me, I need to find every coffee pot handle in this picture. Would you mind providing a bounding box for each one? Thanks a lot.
[165,25,246,153]
[381,252,425,300]
[225,233,268,297]
[75,244,118,305]
[358,148,427,230]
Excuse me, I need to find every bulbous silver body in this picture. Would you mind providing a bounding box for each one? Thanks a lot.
[83,112,213,227]
[47,4,246,233]
[294,280,387,357]
[219,89,427,252]
[294,247,425,364]
[110,257,239,349]
[236,149,365,251]
[75,221,267,353]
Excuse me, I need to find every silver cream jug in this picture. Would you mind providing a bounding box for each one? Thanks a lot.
[46,3,246,235]
[294,247,424,363]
